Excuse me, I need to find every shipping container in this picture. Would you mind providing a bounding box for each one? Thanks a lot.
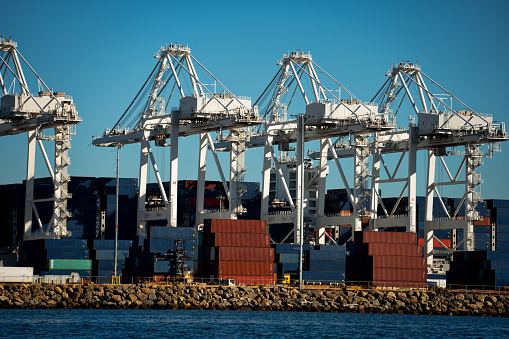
[200,247,274,262]
[93,240,133,250]
[202,233,270,248]
[149,226,196,239]
[354,231,417,244]
[49,259,91,270]
[366,243,422,257]
[44,239,87,249]
[307,250,346,261]
[273,243,314,253]
[45,248,90,259]
[95,250,130,261]
[307,260,346,272]
[209,275,275,285]
[0,267,33,283]
[203,219,267,234]
[277,253,301,264]
[301,271,345,282]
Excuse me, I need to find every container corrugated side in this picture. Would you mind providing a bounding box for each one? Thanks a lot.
[216,247,274,262]
[95,250,130,261]
[355,231,417,245]
[204,219,267,234]
[367,243,422,257]
[203,233,270,248]
[0,267,33,283]
[49,259,92,270]
[215,274,275,285]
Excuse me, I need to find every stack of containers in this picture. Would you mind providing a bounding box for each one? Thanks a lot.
[197,219,274,285]
[446,250,509,288]
[122,235,146,281]
[487,250,509,288]
[347,231,426,288]
[273,243,313,281]
[490,200,509,250]
[19,239,91,279]
[92,239,133,283]
[146,226,196,278]
[303,245,346,283]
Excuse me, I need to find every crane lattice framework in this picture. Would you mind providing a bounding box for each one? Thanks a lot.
[347,62,507,265]
[0,37,81,240]
[215,51,394,243]
[92,43,260,235]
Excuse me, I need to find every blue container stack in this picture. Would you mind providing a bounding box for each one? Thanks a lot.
[144,226,196,278]
[19,239,92,279]
[303,245,346,283]
[272,243,346,284]
[489,199,509,251]
[446,250,509,289]
[487,250,509,288]
[273,243,313,281]
[92,239,133,283]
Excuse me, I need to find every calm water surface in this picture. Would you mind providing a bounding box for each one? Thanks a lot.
[1,309,509,338]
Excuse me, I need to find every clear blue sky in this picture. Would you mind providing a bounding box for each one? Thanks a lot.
[1,0,509,199]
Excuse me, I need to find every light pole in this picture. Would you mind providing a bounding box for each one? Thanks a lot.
[114,144,121,281]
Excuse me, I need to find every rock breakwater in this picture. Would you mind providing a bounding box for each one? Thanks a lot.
[0,283,508,316]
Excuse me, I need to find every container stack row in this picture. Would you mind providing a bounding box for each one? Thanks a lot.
[92,239,132,284]
[19,239,91,280]
[196,219,274,285]
[303,245,346,283]
[346,231,427,288]
[146,226,197,279]
[446,250,509,288]
[273,243,313,281]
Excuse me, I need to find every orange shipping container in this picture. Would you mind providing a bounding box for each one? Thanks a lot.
[203,233,270,248]
[367,243,422,257]
[204,219,267,234]
[218,261,274,276]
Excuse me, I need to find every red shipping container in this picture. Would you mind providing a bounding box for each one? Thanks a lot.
[204,219,267,234]
[418,238,451,248]
[203,233,270,248]
[371,281,427,289]
[218,261,274,276]
[367,243,422,257]
[372,268,427,283]
[356,231,417,245]
[217,247,274,262]
[474,217,491,226]
[217,275,275,285]
[371,255,426,269]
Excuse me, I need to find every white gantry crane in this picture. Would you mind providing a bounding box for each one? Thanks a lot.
[0,37,81,240]
[362,62,507,265]
[214,51,394,244]
[92,43,260,235]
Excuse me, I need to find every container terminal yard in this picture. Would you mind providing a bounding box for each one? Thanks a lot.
[1,37,509,291]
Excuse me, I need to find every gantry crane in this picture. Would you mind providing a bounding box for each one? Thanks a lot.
[92,43,260,235]
[366,62,507,264]
[0,37,81,240]
[215,51,394,243]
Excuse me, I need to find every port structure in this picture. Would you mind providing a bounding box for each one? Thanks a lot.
[0,37,81,240]
[318,62,507,265]
[214,51,394,244]
[92,43,260,235]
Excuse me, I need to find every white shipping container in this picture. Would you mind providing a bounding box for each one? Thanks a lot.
[0,267,34,283]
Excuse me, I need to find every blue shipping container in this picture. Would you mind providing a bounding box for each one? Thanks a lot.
[308,260,346,272]
[278,253,300,264]
[487,250,509,261]
[93,240,133,250]
[95,250,130,260]
[150,226,196,239]
[44,239,87,249]
[308,250,346,261]
[301,271,345,282]
[45,248,89,259]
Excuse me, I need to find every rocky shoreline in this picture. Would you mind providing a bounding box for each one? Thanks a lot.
[1,283,508,316]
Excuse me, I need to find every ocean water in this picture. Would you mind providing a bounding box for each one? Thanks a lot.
[1,309,509,338]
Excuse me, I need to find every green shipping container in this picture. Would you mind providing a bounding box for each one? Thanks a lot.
[49,259,92,270]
